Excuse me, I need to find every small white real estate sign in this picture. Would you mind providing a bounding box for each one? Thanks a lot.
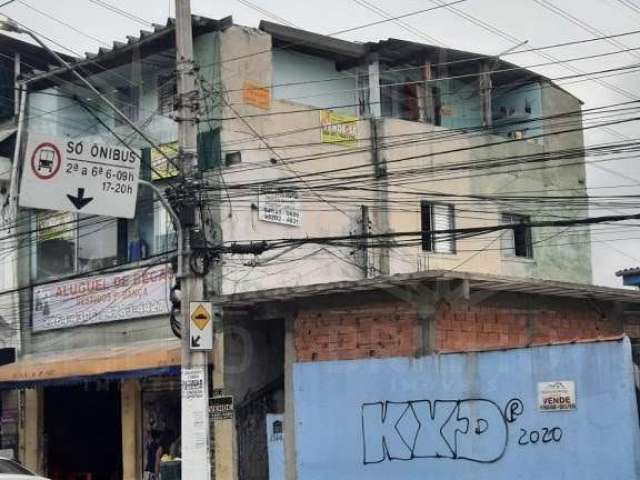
[19,134,141,218]
[258,187,301,227]
[538,380,576,411]
[181,367,211,480]
[32,264,172,332]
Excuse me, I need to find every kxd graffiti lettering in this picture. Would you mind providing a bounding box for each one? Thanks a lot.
[361,398,525,464]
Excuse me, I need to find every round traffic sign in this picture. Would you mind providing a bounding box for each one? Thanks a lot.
[31,142,61,180]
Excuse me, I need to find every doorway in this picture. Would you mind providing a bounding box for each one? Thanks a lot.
[44,382,122,480]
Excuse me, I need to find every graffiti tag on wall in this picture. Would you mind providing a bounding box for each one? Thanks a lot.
[362,398,562,465]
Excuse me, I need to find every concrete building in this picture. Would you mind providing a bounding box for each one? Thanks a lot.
[0,14,601,479]
[0,33,73,464]
[201,270,640,480]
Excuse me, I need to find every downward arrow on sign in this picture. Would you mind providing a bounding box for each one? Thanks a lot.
[67,188,94,210]
[191,336,201,348]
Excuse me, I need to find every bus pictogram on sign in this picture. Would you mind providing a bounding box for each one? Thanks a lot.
[31,142,61,180]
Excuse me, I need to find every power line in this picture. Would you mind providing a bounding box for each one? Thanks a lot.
[234,0,295,27]
[350,0,443,45]
[200,0,472,70]
[85,0,153,26]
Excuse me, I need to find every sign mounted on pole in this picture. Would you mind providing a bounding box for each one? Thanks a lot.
[190,301,213,351]
[209,395,234,421]
[181,367,210,480]
[19,134,141,218]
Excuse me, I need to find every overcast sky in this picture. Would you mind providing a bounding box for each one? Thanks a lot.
[2,0,639,287]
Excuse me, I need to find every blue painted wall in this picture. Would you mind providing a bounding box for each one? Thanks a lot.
[492,82,543,141]
[272,50,358,116]
[293,339,640,480]
[439,78,481,130]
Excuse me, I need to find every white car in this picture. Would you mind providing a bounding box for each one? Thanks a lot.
[0,458,48,480]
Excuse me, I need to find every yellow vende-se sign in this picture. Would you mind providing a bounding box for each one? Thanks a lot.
[320,110,359,147]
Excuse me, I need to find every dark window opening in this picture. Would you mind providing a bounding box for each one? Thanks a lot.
[381,76,420,122]
[421,201,456,254]
[502,213,533,258]
[198,128,222,170]
[225,151,242,167]
[432,86,442,126]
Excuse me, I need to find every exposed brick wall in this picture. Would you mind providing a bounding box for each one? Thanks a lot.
[435,304,623,352]
[295,303,419,361]
[294,298,640,362]
[624,316,640,339]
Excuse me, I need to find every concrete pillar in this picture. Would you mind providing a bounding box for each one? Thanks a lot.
[479,62,493,129]
[19,388,43,475]
[121,379,141,480]
[420,61,435,124]
[368,56,381,119]
[283,316,297,480]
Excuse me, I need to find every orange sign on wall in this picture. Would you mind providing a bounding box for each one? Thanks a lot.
[243,80,271,110]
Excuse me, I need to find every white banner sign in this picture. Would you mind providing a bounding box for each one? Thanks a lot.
[19,134,141,218]
[32,264,172,332]
[182,367,211,480]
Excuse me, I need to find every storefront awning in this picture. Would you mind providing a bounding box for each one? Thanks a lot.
[0,339,181,389]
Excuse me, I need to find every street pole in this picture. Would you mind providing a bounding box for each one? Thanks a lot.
[174,1,212,480]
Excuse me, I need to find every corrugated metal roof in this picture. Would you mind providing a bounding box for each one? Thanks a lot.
[258,21,582,104]
[259,20,367,61]
[26,15,233,88]
[215,270,640,308]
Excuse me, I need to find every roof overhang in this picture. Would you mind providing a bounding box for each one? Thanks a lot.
[0,32,75,72]
[259,20,367,64]
[27,15,233,90]
[214,270,640,309]
[0,339,181,389]
[257,21,582,103]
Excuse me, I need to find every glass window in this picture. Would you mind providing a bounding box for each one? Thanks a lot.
[34,212,76,280]
[421,201,456,254]
[114,85,140,126]
[502,213,534,258]
[77,215,119,272]
[153,203,177,256]
[31,188,176,280]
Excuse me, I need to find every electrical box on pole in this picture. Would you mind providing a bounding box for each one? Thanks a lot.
[174,1,213,479]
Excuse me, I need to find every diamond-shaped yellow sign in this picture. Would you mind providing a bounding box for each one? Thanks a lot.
[191,304,211,330]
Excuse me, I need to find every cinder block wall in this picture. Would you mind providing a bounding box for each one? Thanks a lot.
[293,297,637,361]
[295,303,419,361]
[435,304,620,351]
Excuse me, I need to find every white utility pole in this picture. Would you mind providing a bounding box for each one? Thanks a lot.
[174,1,212,480]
